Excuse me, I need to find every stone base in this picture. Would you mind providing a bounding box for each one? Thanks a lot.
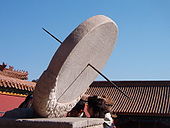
[0,117,104,128]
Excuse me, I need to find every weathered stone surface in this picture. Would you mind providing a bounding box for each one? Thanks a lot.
[0,117,104,128]
[33,15,118,117]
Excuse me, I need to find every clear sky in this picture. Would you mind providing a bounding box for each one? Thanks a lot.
[0,0,170,81]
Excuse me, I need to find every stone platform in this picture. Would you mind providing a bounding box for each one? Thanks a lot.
[0,117,104,128]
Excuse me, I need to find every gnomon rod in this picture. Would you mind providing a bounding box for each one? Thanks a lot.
[88,64,131,100]
[42,27,62,44]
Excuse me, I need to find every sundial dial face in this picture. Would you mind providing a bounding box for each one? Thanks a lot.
[33,15,118,117]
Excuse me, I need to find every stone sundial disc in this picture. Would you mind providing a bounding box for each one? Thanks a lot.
[33,15,118,117]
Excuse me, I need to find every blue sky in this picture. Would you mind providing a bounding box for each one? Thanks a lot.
[0,0,170,81]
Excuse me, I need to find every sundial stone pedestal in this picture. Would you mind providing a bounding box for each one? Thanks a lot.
[0,117,104,128]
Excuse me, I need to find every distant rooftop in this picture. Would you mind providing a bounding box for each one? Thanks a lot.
[0,62,35,96]
[86,81,170,117]
[0,62,28,80]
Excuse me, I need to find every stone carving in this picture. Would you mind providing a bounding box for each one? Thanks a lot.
[33,15,118,117]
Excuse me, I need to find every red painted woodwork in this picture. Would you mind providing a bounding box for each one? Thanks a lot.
[0,94,25,116]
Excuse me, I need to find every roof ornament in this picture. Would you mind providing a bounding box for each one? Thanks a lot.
[0,62,7,71]
[9,66,14,71]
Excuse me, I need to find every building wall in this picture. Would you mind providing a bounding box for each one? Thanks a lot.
[0,94,25,116]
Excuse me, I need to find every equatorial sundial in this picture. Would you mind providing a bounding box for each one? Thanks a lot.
[33,15,128,118]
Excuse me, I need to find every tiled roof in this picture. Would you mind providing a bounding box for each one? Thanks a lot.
[0,74,35,92]
[0,68,28,80]
[85,81,170,117]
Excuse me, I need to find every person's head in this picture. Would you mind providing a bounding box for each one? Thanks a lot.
[67,99,85,117]
[87,95,112,118]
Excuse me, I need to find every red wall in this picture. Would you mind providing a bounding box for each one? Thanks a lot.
[0,94,25,116]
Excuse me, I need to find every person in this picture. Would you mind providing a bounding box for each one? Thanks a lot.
[67,99,86,117]
[87,95,116,128]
